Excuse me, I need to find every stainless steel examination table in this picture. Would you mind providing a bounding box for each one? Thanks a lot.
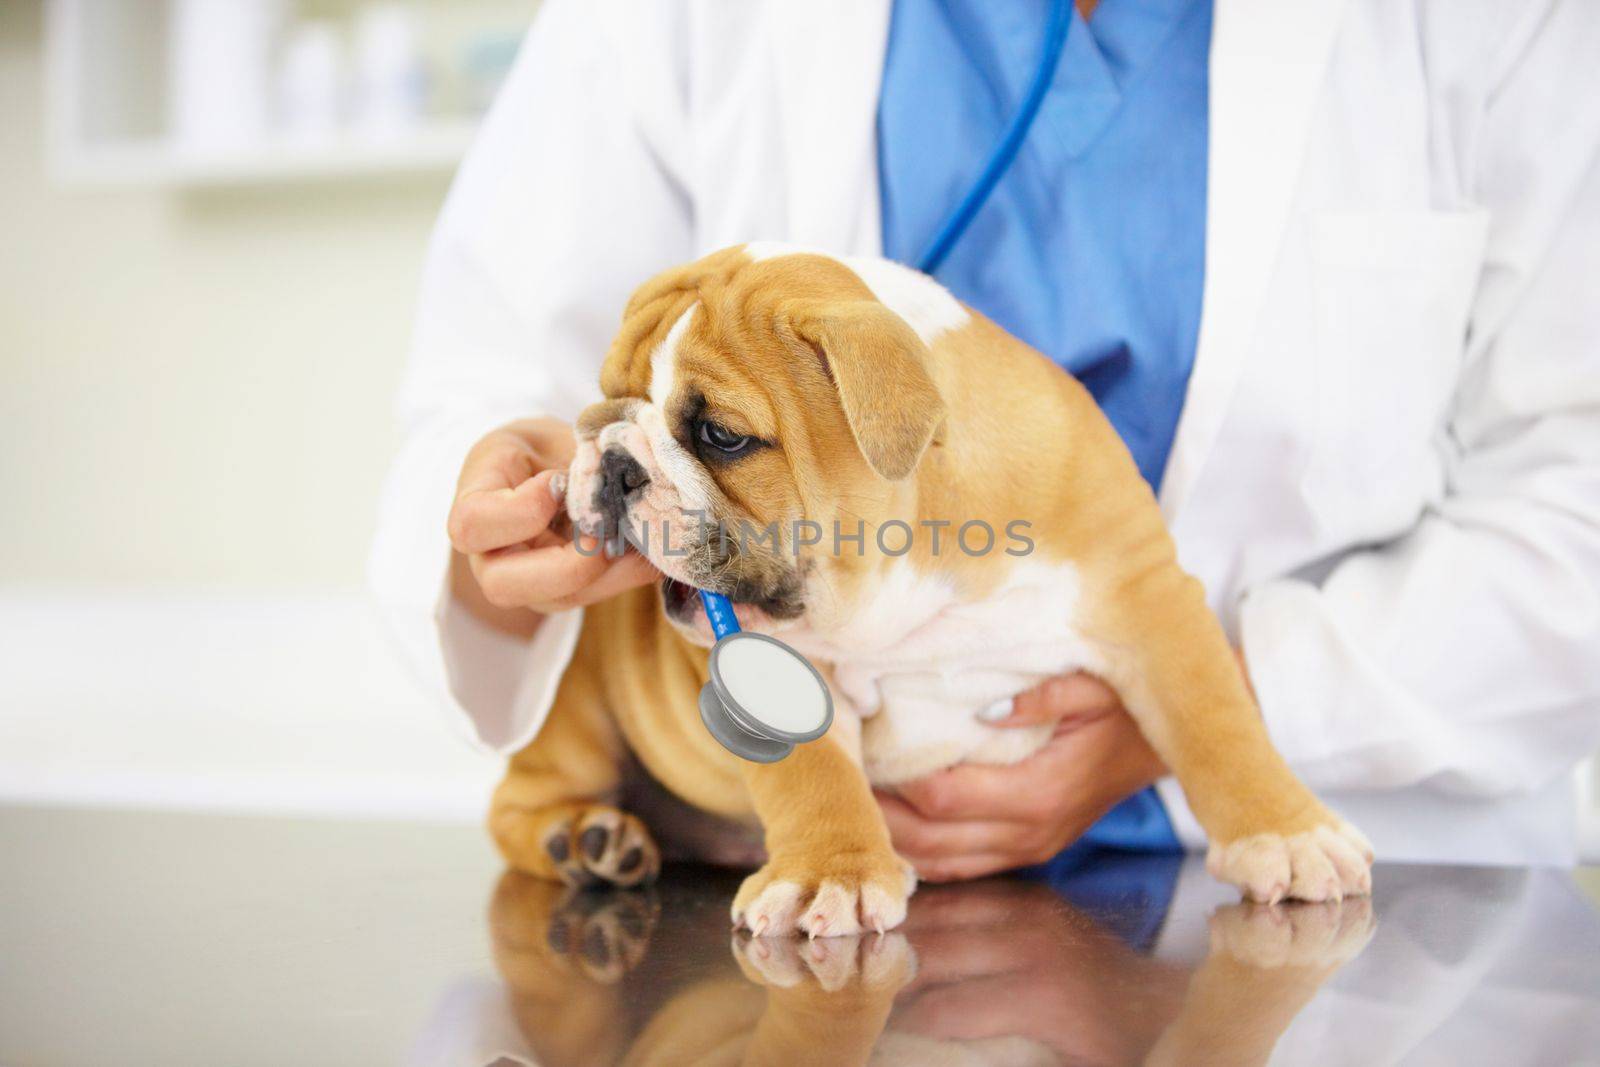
[2,806,1596,1066]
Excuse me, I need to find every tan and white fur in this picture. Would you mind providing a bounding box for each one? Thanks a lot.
[489,245,1373,936]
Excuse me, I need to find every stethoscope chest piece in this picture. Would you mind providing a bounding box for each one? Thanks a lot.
[698,630,833,763]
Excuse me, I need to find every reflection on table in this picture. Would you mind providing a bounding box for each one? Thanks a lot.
[413,852,1600,1066]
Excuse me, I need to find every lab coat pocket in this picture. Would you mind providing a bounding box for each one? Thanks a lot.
[1302,209,1488,534]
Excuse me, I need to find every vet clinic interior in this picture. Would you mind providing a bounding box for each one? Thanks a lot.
[3,2,1600,1064]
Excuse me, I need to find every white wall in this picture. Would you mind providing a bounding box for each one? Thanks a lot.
[0,0,500,817]
[3,2,431,591]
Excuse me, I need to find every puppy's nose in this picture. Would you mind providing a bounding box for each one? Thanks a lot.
[597,449,650,524]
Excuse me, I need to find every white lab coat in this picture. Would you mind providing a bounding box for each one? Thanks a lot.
[369,0,1600,866]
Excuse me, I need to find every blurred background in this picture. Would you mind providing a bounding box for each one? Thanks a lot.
[1,0,1597,859]
[0,0,542,822]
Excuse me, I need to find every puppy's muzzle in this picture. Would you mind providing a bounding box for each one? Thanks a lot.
[595,447,650,536]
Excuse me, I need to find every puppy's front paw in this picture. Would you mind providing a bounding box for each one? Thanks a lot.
[733,848,916,938]
[1207,819,1373,904]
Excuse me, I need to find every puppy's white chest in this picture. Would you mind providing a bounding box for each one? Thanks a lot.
[798,561,1101,785]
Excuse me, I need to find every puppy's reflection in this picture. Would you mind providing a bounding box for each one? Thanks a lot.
[489,870,909,1066]
[487,868,1373,1067]
[1145,902,1375,1067]
[888,880,1373,1066]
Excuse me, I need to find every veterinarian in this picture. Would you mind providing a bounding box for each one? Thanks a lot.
[371,0,1600,877]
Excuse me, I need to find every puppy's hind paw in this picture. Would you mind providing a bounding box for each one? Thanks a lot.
[488,871,661,986]
[494,802,661,888]
[544,889,660,982]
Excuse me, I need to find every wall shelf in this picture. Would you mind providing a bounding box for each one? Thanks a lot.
[54,121,482,188]
[45,0,535,189]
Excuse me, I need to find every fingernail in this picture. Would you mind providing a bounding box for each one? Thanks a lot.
[978,697,1013,723]
[549,472,567,502]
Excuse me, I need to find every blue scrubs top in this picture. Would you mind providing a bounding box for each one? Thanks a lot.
[878,0,1213,851]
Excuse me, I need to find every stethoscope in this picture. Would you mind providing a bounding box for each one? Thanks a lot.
[696,0,1073,762]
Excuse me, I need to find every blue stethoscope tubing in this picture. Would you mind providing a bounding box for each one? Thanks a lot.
[697,0,1072,748]
[914,0,1074,274]
[699,588,743,639]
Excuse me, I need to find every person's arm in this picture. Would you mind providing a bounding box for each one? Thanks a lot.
[1236,5,1600,803]
[368,0,693,754]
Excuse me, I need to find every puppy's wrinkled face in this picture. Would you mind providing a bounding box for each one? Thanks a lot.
[565,246,947,645]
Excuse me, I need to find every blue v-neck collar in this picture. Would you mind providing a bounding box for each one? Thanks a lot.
[1001,0,1205,166]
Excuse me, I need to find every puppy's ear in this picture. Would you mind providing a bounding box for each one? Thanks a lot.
[791,301,945,481]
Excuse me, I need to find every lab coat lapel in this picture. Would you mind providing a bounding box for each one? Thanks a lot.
[768,0,893,254]
[1159,0,1351,520]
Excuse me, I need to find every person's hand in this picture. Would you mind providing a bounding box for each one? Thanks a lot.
[876,672,1168,882]
[447,418,658,632]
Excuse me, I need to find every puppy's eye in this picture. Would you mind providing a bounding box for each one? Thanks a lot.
[696,418,754,457]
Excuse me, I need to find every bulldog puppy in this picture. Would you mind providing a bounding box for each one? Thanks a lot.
[488,244,1373,936]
